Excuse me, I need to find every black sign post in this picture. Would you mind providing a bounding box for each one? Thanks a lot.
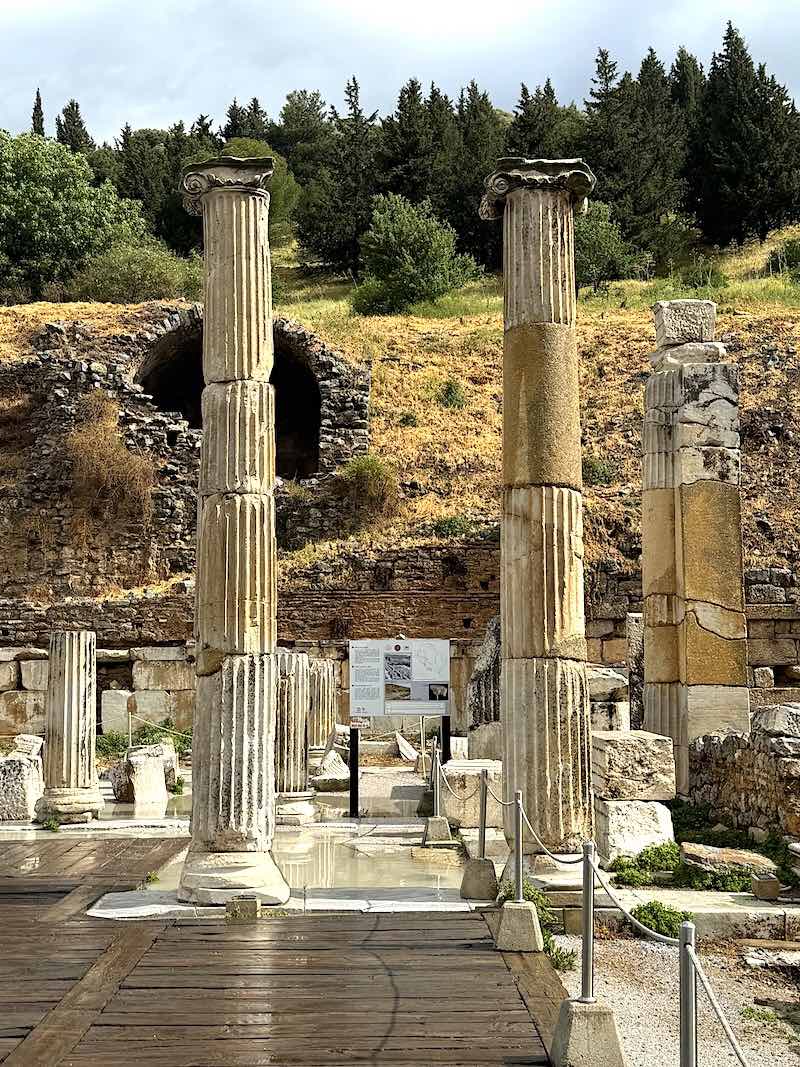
[441,714,451,764]
[348,726,359,818]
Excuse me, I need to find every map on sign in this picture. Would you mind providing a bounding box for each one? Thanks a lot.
[349,639,450,720]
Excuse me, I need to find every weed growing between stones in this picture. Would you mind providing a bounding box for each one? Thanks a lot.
[167,776,185,795]
[41,815,60,832]
[497,879,577,972]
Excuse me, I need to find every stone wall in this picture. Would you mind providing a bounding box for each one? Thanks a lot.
[689,706,800,836]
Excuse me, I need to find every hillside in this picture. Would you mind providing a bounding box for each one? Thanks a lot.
[0,233,798,601]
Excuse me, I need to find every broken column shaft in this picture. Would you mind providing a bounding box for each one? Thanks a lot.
[177,156,289,904]
[481,159,595,850]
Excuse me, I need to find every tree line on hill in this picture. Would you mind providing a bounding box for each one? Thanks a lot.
[7,21,800,301]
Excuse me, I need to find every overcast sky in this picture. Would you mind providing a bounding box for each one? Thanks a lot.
[2,0,798,143]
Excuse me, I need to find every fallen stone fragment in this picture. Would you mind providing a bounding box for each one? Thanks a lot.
[11,733,44,758]
[110,741,177,801]
[680,841,778,876]
[0,753,43,820]
[309,750,350,792]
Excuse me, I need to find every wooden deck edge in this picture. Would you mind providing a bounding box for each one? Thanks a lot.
[502,949,569,1061]
[4,921,168,1066]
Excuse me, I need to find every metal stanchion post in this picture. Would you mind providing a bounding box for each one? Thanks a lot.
[679,921,698,1067]
[432,745,441,818]
[127,709,132,749]
[478,770,487,861]
[514,790,524,904]
[578,841,596,1004]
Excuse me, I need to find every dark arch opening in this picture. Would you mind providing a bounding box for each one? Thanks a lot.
[138,323,322,478]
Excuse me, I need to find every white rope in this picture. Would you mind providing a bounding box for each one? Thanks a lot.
[128,712,192,741]
[686,946,751,1067]
[436,762,482,800]
[485,782,515,807]
[521,808,584,866]
[589,858,679,946]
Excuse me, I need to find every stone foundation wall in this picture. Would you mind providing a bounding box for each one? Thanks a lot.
[688,707,800,836]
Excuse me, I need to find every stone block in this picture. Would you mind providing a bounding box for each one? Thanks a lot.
[680,841,777,876]
[170,689,194,732]
[684,684,750,741]
[752,704,800,737]
[132,660,195,692]
[309,750,349,792]
[652,340,727,368]
[441,759,503,828]
[679,613,747,687]
[550,999,627,1067]
[643,621,679,683]
[199,381,274,495]
[675,446,739,486]
[109,746,168,815]
[130,646,187,662]
[678,481,744,610]
[587,666,627,701]
[449,735,469,760]
[0,647,46,662]
[0,691,45,736]
[747,639,798,667]
[468,721,503,760]
[654,299,716,347]
[101,689,132,734]
[0,754,43,820]
[0,662,18,692]
[641,489,676,595]
[20,660,48,691]
[601,638,627,664]
[128,689,171,723]
[591,701,630,732]
[592,731,675,801]
[594,797,674,864]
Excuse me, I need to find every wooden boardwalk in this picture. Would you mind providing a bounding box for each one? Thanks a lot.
[0,838,557,1066]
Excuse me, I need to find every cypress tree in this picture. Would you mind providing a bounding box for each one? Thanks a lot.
[670,47,705,115]
[245,97,270,141]
[270,90,335,185]
[379,78,435,202]
[31,89,45,136]
[687,23,800,244]
[221,98,248,141]
[55,100,95,154]
[583,51,639,229]
[506,78,565,157]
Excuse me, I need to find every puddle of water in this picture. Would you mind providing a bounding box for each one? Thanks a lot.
[148,824,464,898]
[97,793,191,820]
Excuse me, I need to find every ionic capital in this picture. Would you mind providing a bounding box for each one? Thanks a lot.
[479,157,596,220]
[181,155,274,214]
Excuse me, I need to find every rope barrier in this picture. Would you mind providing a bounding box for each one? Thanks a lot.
[127,712,192,742]
[485,782,515,807]
[521,807,584,866]
[686,946,751,1067]
[589,858,679,946]
[435,760,482,801]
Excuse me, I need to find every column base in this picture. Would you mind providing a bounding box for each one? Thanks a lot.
[35,787,103,824]
[177,849,291,906]
[276,791,316,825]
[549,999,627,1066]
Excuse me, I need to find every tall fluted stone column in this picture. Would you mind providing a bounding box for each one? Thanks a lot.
[480,159,595,852]
[643,301,749,794]
[177,156,289,904]
[274,650,314,824]
[35,631,102,824]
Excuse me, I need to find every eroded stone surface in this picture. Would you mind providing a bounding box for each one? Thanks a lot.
[592,731,675,801]
[654,299,716,348]
[594,797,674,864]
[680,842,777,876]
[0,753,43,820]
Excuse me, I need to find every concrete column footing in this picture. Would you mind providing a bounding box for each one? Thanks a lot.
[549,999,627,1066]
[421,815,453,845]
[177,849,291,906]
[493,900,544,952]
[460,857,499,900]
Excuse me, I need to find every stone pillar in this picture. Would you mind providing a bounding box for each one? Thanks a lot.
[275,650,314,824]
[308,658,337,749]
[35,631,102,824]
[177,155,289,904]
[643,301,749,794]
[480,159,595,850]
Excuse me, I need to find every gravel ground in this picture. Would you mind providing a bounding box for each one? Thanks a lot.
[557,932,800,1065]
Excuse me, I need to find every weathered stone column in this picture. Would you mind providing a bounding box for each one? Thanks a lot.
[308,658,337,749]
[643,301,749,794]
[274,650,314,824]
[480,159,595,850]
[177,156,289,904]
[35,631,102,824]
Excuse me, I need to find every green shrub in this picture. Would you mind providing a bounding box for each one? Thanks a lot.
[352,193,480,314]
[436,377,467,410]
[765,237,800,275]
[679,252,728,289]
[398,412,418,427]
[574,201,645,291]
[134,718,192,757]
[41,815,61,832]
[582,455,618,486]
[0,132,145,298]
[630,900,693,940]
[57,239,202,303]
[168,776,185,796]
[96,731,129,761]
[432,515,474,539]
[497,879,577,972]
[337,454,399,522]
[643,213,702,276]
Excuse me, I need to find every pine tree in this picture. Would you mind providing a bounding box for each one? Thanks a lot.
[670,47,705,115]
[221,98,248,141]
[270,90,335,184]
[506,79,565,157]
[31,89,45,136]
[583,51,639,225]
[295,77,381,273]
[424,84,461,218]
[191,114,220,149]
[378,78,435,202]
[687,23,800,243]
[55,100,95,154]
[245,97,270,140]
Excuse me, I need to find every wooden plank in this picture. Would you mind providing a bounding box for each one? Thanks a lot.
[503,949,569,1059]
[37,885,109,925]
[4,923,165,1067]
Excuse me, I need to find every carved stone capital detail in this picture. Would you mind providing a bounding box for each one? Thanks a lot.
[181,155,274,214]
[479,157,596,220]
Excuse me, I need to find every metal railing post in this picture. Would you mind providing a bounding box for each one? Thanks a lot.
[127,709,132,749]
[478,770,487,861]
[514,789,524,904]
[578,841,596,1003]
[432,744,441,818]
[680,921,698,1067]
